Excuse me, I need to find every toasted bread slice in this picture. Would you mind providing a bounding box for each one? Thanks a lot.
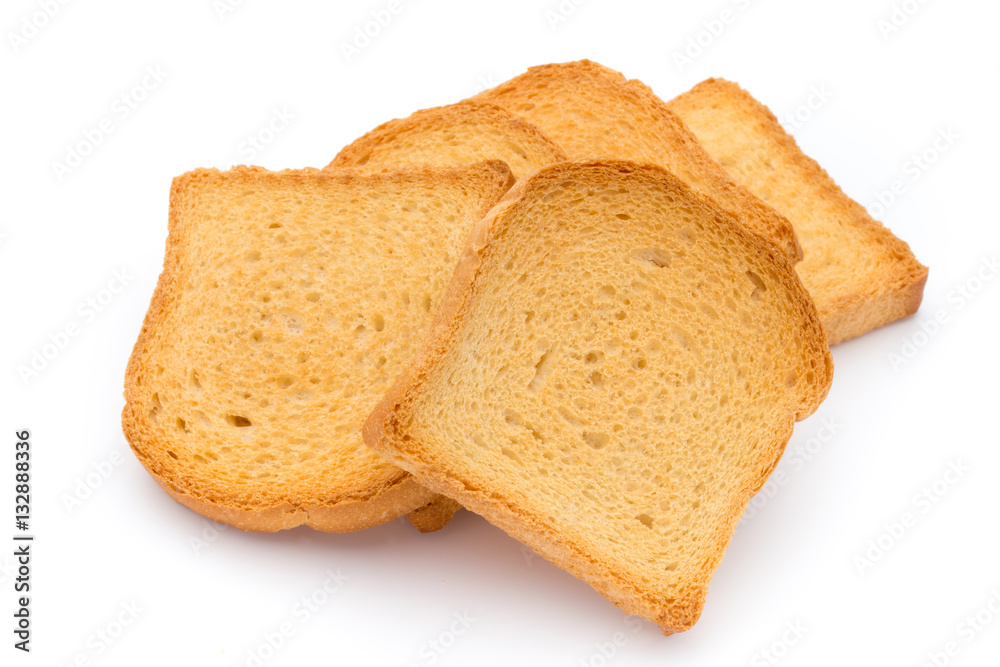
[668,79,928,344]
[364,160,833,633]
[123,162,514,532]
[472,60,801,262]
[330,99,566,531]
[330,100,567,180]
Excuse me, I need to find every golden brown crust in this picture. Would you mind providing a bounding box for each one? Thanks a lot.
[122,162,514,533]
[668,78,928,344]
[330,100,568,180]
[364,159,832,633]
[472,60,802,262]
[404,495,463,533]
[330,99,561,532]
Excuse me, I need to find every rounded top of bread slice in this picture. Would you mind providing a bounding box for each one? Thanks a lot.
[472,60,802,262]
[123,162,514,531]
[330,100,568,180]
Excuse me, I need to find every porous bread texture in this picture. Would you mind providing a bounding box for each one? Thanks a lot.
[330,100,568,180]
[667,79,928,344]
[472,59,802,262]
[123,162,515,532]
[330,98,566,531]
[365,160,833,633]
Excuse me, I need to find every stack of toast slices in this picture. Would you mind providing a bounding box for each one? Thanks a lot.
[123,60,925,634]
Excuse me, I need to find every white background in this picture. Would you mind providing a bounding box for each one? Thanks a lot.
[2,0,999,665]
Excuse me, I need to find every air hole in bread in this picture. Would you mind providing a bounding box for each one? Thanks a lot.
[504,409,543,441]
[671,327,694,352]
[501,447,524,464]
[746,270,767,300]
[582,432,610,449]
[528,346,556,391]
[148,393,161,423]
[636,513,654,528]
[226,415,252,427]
